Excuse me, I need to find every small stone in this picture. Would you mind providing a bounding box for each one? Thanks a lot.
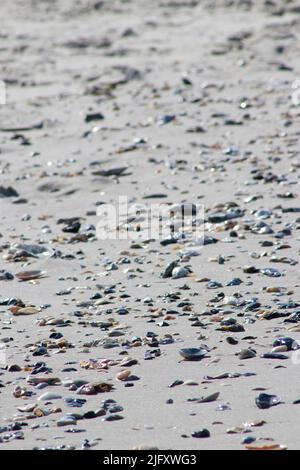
[57,416,77,427]
[255,393,281,409]
[116,370,131,381]
[238,349,256,360]
[38,392,62,401]
[192,429,210,438]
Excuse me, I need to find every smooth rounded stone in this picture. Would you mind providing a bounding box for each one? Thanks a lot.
[32,346,48,356]
[64,397,86,408]
[142,297,153,304]
[7,364,22,372]
[116,369,131,381]
[238,348,256,360]
[62,379,89,388]
[160,236,179,246]
[226,336,239,345]
[271,345,288,353]
[273,337,298,351]
[103,414,124,422]
[221,318,237,326]
[198,235,218,246]
[183,380,199,386]
[77,382,113,395]
[226,277,242,286]
[27,376,61,386]
[260,240,273,247]
[108,405,124,413]
[161,260,178,279]
[102,339,119,349]
[191,429,210,438]
[260,353,288,360]
[94,408,106,417]
[220,324,245,333]
[207,209,243,223]
[172,266,189,279]
[69,385,78,391]
[169,380,184,388]
[255,209,272,219]
[243,266,260,274]
[260,268,282,278]
[116,307,129,315]
[38,392,62,401]
[66,412,83,420]
[108,330,125,337]
[124,374,140,382]
[83,411,97,419]
[35,382,49,390]
[34,407,53,417]
[49,332,63,340]
[242,436,256,445]
[100,399,116,413]
[179,348,208,361]
[57,416,77,427]
[120,358,138,367]
[197,392,220,403]
[255,393,281,409]
[157,320,169,327]
[207,280,223,289]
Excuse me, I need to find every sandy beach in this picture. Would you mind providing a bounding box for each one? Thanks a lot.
[0,0,300,450]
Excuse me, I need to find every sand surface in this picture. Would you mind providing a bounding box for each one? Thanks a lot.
[0,0,300,450]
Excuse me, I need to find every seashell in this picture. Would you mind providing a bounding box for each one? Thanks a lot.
[179,347,208,361]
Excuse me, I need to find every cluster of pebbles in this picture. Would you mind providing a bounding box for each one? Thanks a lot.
[0,0,300,450]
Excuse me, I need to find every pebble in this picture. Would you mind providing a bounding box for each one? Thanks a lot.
[255,394,281,409]
[57,417,77,427]
[191,429,210,438]
[179,348,208,361]
[38,392,63,401]
[238,349,256,360]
